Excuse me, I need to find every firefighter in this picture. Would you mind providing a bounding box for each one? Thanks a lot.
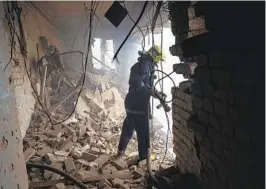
[115,45,165,165]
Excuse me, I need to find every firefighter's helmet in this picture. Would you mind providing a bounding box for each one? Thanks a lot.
[147,45,165,63]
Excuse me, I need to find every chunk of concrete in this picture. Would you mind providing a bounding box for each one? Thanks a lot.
[112,159,128,170]
[112,178,124,188]
[88,162,98,171]
[64,158,76,173]
[77,159,90,166]
[44,170,53,179]
[95,155,110,167]
[90,147,103,155]
[54,151,69,157]
[52,183,66,189]
[60,141,73,151]
[81,152,97,162]
[46,129,62,138]
[24,147,36,162]
[37,147,53,157]
[52,124,62,133]
[71,148,83,159]
[133,169,145,179]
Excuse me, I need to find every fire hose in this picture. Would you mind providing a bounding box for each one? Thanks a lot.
[146,89,173,189]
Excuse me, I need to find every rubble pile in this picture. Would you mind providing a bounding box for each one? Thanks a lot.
[24,71,174,189]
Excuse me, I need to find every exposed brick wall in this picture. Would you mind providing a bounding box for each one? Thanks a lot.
[172,87,202,175]
[170,2,264,189]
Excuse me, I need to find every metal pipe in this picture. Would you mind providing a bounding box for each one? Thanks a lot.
[40,65,47,104]
[146,103,159,186]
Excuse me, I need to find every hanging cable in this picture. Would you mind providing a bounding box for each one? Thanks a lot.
[26,163,87,189]
[5,1,99,125]
[112,1,148,62]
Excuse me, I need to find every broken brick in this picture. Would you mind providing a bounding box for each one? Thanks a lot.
[102,164,118,174]
[129,165,137,172]
[44,170,53,179]
[60,141,73,151]
[90,147,103,155]
[81,152,97,162]
[46,130,62,138]
[94,155,110,167]
[50,162,63,180]
[37,147,53,157]
[112,159,128,170]
[88,162,98,171]
[52,124,62,133]
[24,147,36,162]
[112,178,124,188]
[54,151,69,157]
[128,151,138,158]
[71,149,83,159]
[52,183,66,189]
[77,159,90,166]
[133,169,145,179]
[64,158,75,172]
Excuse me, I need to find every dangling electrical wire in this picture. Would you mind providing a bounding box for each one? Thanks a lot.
[5,1,99,125]
[112,1,148,62]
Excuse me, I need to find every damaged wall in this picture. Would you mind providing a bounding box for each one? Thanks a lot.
[0,4,29,188]
[0,1,63,188]
[170,2,264,189]
[8,2,63,138]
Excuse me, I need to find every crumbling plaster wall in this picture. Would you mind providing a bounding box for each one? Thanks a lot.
[0,2,63,187]
[169,2,264,189]
[0,4,29,188]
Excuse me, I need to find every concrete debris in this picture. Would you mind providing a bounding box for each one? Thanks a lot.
[76,159,90,166]
[24,71,174,188]
[60,141,73,151]
[81,152,97,162]
[44,170,53,179]
[88,162,98,171]
[112,178,124,188]
[24,147,36,162]
[52,183,66,189]
[37,147,53,157]
[133,169,145,179]
[102,164,118,175]
[64,158,76,173]
[112,159,128,170]
[95,155,110,167]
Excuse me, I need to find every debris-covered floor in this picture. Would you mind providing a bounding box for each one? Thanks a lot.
[23,71,175,189]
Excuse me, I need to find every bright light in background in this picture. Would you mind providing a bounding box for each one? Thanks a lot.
[92,38,115,70]
[144,28,187,147]
[105,40,115,69]
[92,38,102,69]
